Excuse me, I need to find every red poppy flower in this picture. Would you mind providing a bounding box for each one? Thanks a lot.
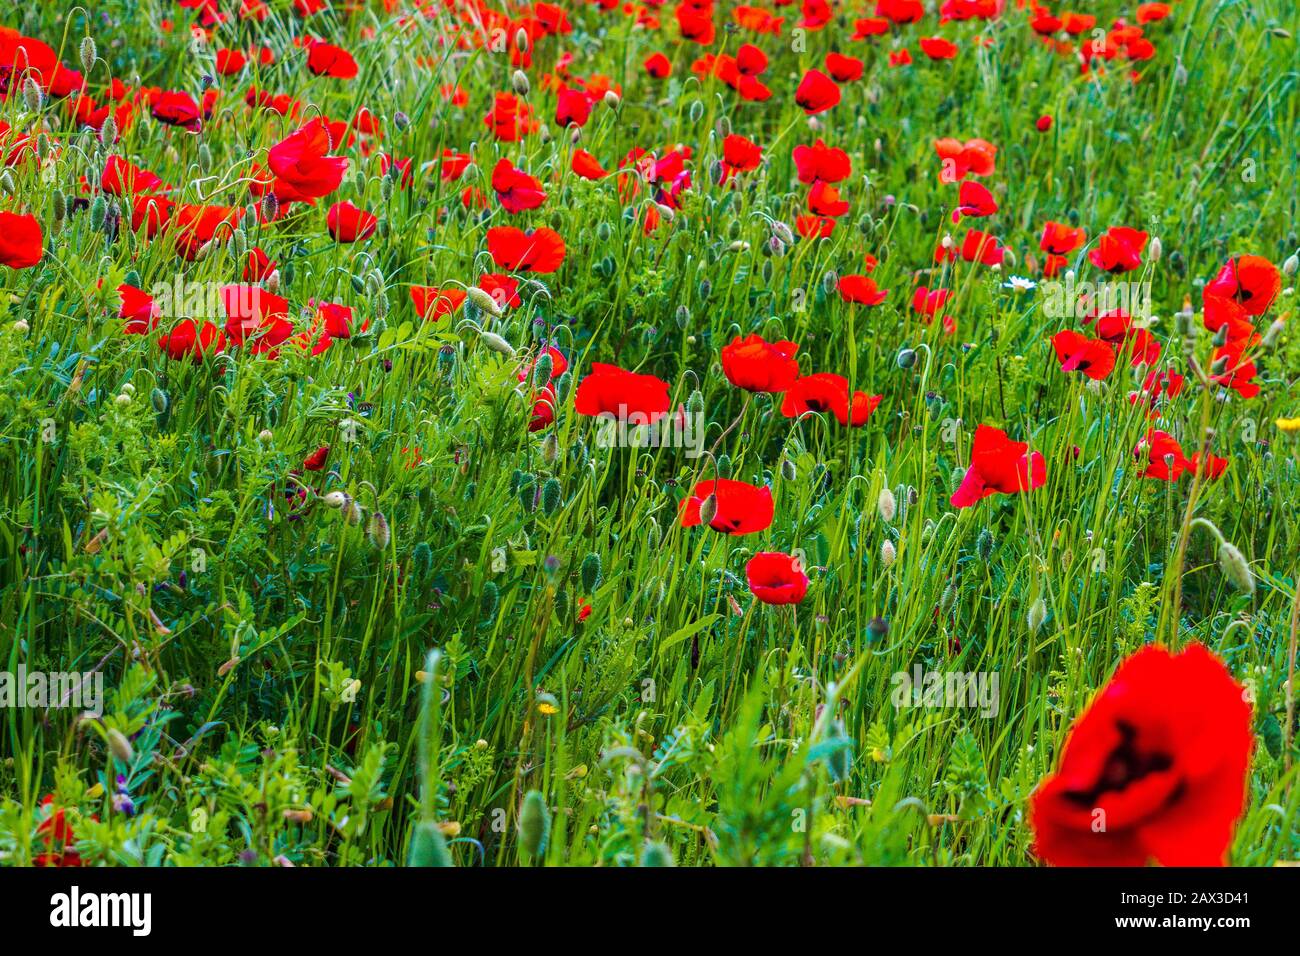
[1036,114,1054,132]
[215,48,246,75]
[220,284,289,345]
[118,283,161,334]
[736,43,768,75]
[0,211,43,268]
[1088,226,1148,273]
[555,87,591,128]
[934,137,996,181]
[838,274,889,305]
[1051,330,1116,380]
[1029,644,1252,867]
[1204,255,1280,317]
[574,363,671,423]
[792,139,850,184]
[1191,451,1228,480]
[158,319,225,362]
[781,373,881,427]
[267,119,348,202]
[746,552,809,605]
[1210,341,1260,399]
[794,69,841,114]
[34,794,87,867]
[721,134,762,179]
[808,180,850,218]
[326,201,377,242]
[150,90,202,131]
[680,479,775,536]
[721,334,799,393]
[483,92,538,142]
[951,180,996,222]
[306,41,358,79]
[919,37,958,60]
[528,383,557,432]
[888,49,913,67]
[410,286,465,321]
[1040,220,1086,256]
[875,0,924,23]
[644,52,672,78]
[491,159,547,214]
[571,148,607,180]
[824,53,863,82]
[303,445,330,471]
[102,155,166,196]
[1201,294,1257,346]
[486,226,566,273]
[1136,429,1190,480]
[951,425,1046,508]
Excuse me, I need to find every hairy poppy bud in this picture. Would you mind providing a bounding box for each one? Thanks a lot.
[880,539,896,567]
[541,477,561,515]
[603,90,620,109]
[106,727,134,763]
[781,458,797,481]
[1148,237,1163,262]
[698,493,718,528]
[825,720,852,783]
[940,579,958,615]
[515,28,529,52]
[79,36,97,74]
[878,487,896,523]
[408,820,454,867]
[323,490,349,509]
[715,454,731,480]
[151,387,169,415]
[22,77,42,112]
[896,347,917,369]
[367,511,391,550]
[640,841,674,867]
[519,790,551,860]
[976,528,994,561]
[1280,254,1297,276]
[480,581,499,623]
[511,70,530,96]
[580,553,602,592]
[541,430,559,464]
[1218,541,1254,596]
[1028,597,1047,634]
[479,330,516,357]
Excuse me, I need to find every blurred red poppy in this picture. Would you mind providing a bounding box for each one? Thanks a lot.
[746,552,809,605]
[1029,644,1251,866]
[680,479,775,536]
[951,425,1046,508]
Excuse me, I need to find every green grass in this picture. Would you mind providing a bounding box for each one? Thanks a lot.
[0,0,1297,866]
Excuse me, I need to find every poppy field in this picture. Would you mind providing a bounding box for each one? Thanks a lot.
[0,0,1297,871]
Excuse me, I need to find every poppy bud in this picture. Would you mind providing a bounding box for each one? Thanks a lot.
[90,195,106,230]
[480,580,499,623]
[511,70,530,96]
[22,77,41,112]
[675,305,690,329]
[1262,318,1285,348]
[198,142,212,172]
[647,516,661,549]
[878,486,896,523]
[1283,254,1299,277]
[976,528,994,561]
[479,330,516,357]
[715,454,731,479]
[541,430,559,463]
[408,820,454,867]
[532,352,553,387]
[519,790,551,860]
[867,616,889,641]
[367,511,391,550]
[603,90,620,109]
[698,493,719,528]
[880,539,896,567]
[686,389,705,416]
[640,841,674,867]
[581,553,602,592]
[1035,114,1053,132]
[100,115,118,145]
[940,579,958,615]
[689,100,704,122]
[896,347,917,369]
[822,270,838,294]
[781,458,797,481]
[79,36,97,73]
[515,27,529,52]
[151,387,169,415]
[1218,541,1254,596]
[394,111,410,132]
[106,727,134,763]
[1028,597,1047,634]
[541,477,561,515]
[323,490,349,509]
[262,192,280,222]
[826,719,852,783]
[1149,237,1163,262]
